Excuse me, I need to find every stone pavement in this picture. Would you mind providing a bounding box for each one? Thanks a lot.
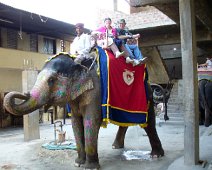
[167,125,212,170]
[0,118,212,170]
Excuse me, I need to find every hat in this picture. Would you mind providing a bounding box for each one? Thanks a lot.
[119,19,126,24]
[104,17,111,22]
[75,23,84,28]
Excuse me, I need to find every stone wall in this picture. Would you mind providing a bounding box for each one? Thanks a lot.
[95,6,175,30]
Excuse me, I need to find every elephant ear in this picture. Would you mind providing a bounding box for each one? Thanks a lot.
[68,64,88,80]
[69,64,94,100]
[71,78,94,100]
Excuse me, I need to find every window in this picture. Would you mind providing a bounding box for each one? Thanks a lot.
[43,38,56,54]
[7,29,17,49]
[60,40,65,52]
[30,34,38,52]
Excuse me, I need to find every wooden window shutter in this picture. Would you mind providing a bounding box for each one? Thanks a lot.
[7,29,17,49]
[30,34,38,52]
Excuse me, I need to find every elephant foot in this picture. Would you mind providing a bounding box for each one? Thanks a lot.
[84,155,100,170]
[84,162,100,170]
[205,123,211,127]
[150,148,164,158]
[74,162,84,168]
[199,120,204,126]
[75,154,86,167]
[112,140,124,149]
[205,119,211,127]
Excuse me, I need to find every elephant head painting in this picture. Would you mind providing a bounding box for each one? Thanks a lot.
[4,52,164,170]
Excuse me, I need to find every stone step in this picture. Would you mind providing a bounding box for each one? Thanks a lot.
[167,103,183,107]
[165,116,183,121]
[159,115,184,121]
[166,112,184,117]
[168,98,179,101]
[167,106,183,110]
[169,92,178,95]
[158,112,184,119]
[167,105,180,109]
[168,100,181,104]
[167,109,184,113]
[167,104,184,108]
[168,98,183,103]
[157,120,184,127]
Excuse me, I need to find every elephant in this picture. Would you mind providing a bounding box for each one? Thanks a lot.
[4,53,164,170]
[199,79,212,127]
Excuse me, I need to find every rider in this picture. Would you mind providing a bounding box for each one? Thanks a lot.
[116,19,147,66]
[198,57,212,69]
[92,17,125,58]
[70,23,92,64]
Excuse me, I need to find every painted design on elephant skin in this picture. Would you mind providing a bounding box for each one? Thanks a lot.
[71,79,94,100]
[52,75,70,100]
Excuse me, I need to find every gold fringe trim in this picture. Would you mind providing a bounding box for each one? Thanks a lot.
[101,118,148,128]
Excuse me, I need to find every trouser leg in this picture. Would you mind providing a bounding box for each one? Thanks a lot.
[124,44,135,59]
[110,43,120,54]
[74,54,85,64]
[129,44,143,60]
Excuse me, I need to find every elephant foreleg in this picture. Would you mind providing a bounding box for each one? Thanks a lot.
[83,112,101,170]
[71,115,86,167]
[112,126,128,149]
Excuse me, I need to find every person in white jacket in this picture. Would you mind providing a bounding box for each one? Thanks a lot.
[198,57,212,69]
[70,23,92,64]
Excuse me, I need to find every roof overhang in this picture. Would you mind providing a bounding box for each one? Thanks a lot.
[0,3,90,41]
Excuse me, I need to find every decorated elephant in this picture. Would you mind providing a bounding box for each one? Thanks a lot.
[199,79,212,127]
[4,52,164,170]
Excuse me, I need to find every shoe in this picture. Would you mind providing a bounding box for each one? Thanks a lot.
[133,59,140,67]
[139,57,148,64]
[126,57,134,64]
[115,51,124,58]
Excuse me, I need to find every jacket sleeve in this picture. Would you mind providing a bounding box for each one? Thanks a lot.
[112,28,118,38]
[78,34,91,55]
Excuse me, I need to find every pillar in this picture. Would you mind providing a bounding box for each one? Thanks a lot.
[22,70,40,141]
[179,0,199,165]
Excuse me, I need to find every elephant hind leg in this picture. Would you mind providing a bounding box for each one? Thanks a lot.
[144,126,164,157]
[205,109,212,127]
[112,126,128,149]
[199,106,205,125]
[144,98,164,157]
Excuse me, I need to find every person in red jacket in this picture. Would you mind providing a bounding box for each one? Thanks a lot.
[92,18,124,58]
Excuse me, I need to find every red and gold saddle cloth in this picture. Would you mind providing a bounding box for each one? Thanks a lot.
[97,46,149,127]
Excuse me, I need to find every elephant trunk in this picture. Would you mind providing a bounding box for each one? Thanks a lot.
[3,91,44,116]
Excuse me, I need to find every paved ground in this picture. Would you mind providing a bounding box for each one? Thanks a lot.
[0,118,211,170]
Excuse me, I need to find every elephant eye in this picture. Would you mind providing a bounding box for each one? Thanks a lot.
[48,77,55,86]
